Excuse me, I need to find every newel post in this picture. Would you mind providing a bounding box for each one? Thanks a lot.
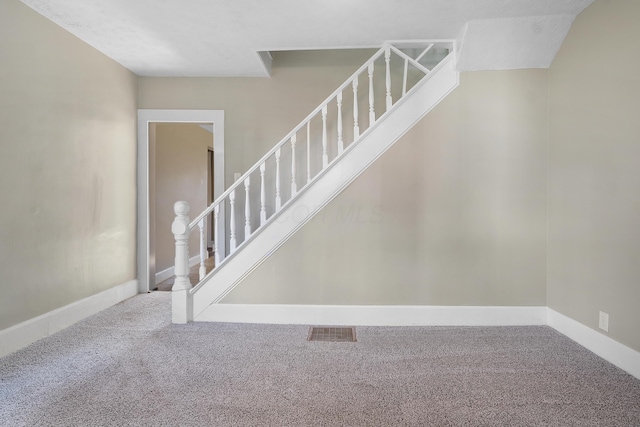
[172,201,193,323]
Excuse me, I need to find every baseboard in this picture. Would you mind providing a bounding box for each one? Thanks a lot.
[547,308,640,380]
[0,279,138,358]
[155,255,201,285]
[196,304,547,326]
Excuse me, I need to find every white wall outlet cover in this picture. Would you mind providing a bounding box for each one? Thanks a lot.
[599,311,609,332]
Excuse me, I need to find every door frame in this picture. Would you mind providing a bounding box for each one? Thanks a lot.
[137,109,225,293]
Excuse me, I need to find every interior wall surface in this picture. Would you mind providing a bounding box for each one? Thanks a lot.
[222,70,549,306]
[547,0,640,352]
[0,0,138,329]
[138,50,378,188]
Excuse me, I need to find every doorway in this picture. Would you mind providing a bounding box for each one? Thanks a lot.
[137,110,225,294]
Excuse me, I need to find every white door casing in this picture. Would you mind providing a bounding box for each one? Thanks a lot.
[137,110,225,293]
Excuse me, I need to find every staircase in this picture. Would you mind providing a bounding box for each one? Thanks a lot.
[170,43,460,323]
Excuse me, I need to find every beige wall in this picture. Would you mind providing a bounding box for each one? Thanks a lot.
[548,0,640,351]
[0,0,138,330]
[154,123,212,273]
[223,70,549,306]
[139,49,377,188]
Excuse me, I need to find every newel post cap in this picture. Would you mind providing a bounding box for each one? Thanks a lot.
[174,201,190,216]
[172,201,190,236]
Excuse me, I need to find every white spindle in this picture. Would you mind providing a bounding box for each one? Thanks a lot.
[306,121,311,182]
[291,134,297,196]
[229,190,237,252]
[198,219,206,280]
[353,78,360,139]
[275,148,282,210]
[213,204,221,265]
[244,177,251,239]
[337,92,344,154]
[322,106,328,168]
[385,47,392,111]
[402,58,408,97]
[368,63,375,125]
[260,163,267,226]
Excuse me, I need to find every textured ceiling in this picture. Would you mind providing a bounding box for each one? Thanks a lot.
[20,0,594,77]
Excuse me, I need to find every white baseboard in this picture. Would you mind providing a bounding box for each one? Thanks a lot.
[196,304,547,326]
[155,255,201,285]
[547,308,640,380]
[0,279,138,358]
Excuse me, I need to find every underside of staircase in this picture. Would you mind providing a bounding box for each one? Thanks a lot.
[170,43,460,323]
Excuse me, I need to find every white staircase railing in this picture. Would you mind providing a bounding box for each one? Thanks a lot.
[171,42,454,323]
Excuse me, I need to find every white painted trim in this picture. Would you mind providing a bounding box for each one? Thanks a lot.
[196,304,547,326]
[154,255,201,285]
[0,280,138,358]
[547,308,640,380]
[137,109,225,293]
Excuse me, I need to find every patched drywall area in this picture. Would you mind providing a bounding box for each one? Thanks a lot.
[548,0,640,352]
[222,69,548,306]
[0,0,138,330]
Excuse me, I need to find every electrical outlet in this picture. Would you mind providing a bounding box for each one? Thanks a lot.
[234,172,241,182]
[598,311,609,332]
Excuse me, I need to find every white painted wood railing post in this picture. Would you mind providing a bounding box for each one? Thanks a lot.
[306,122,311,182]
[229,190,237,252]
[244,177,251,239]
[337,92,344,154]
[291,135,297,196]
[321,106,328,168]
[213,204,221,265]
[172,201,192,324]
[275,148,282,210]
[402,58,409,97]
[198,218,207,280]
[385,46,392,111]
[368,62,375,125]
[353,78,360,139]
[259,163,267,226]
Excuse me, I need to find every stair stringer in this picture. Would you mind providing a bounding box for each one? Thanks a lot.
[192,55,459,321]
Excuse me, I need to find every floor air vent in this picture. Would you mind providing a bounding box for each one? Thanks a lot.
[308,327,357,342]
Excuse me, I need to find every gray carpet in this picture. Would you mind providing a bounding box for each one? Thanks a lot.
[1,293,639,426]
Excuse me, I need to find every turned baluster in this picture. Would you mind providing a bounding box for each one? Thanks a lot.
[244,177,251,239]
[229,190,237,252]
[368,62,375,125]
[213,204,221,265]
[198,219,207,280]
[291,135,297,196]
[353,78,360,139]
[306,121,311,182]
[322,106,328,168]
[337,92,344,155]
[260,163,267,226]
[385,47,392,111]
[275,148,282,210]
[402,58,409,97]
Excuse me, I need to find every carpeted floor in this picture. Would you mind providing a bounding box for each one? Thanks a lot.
[1,293,639,426]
